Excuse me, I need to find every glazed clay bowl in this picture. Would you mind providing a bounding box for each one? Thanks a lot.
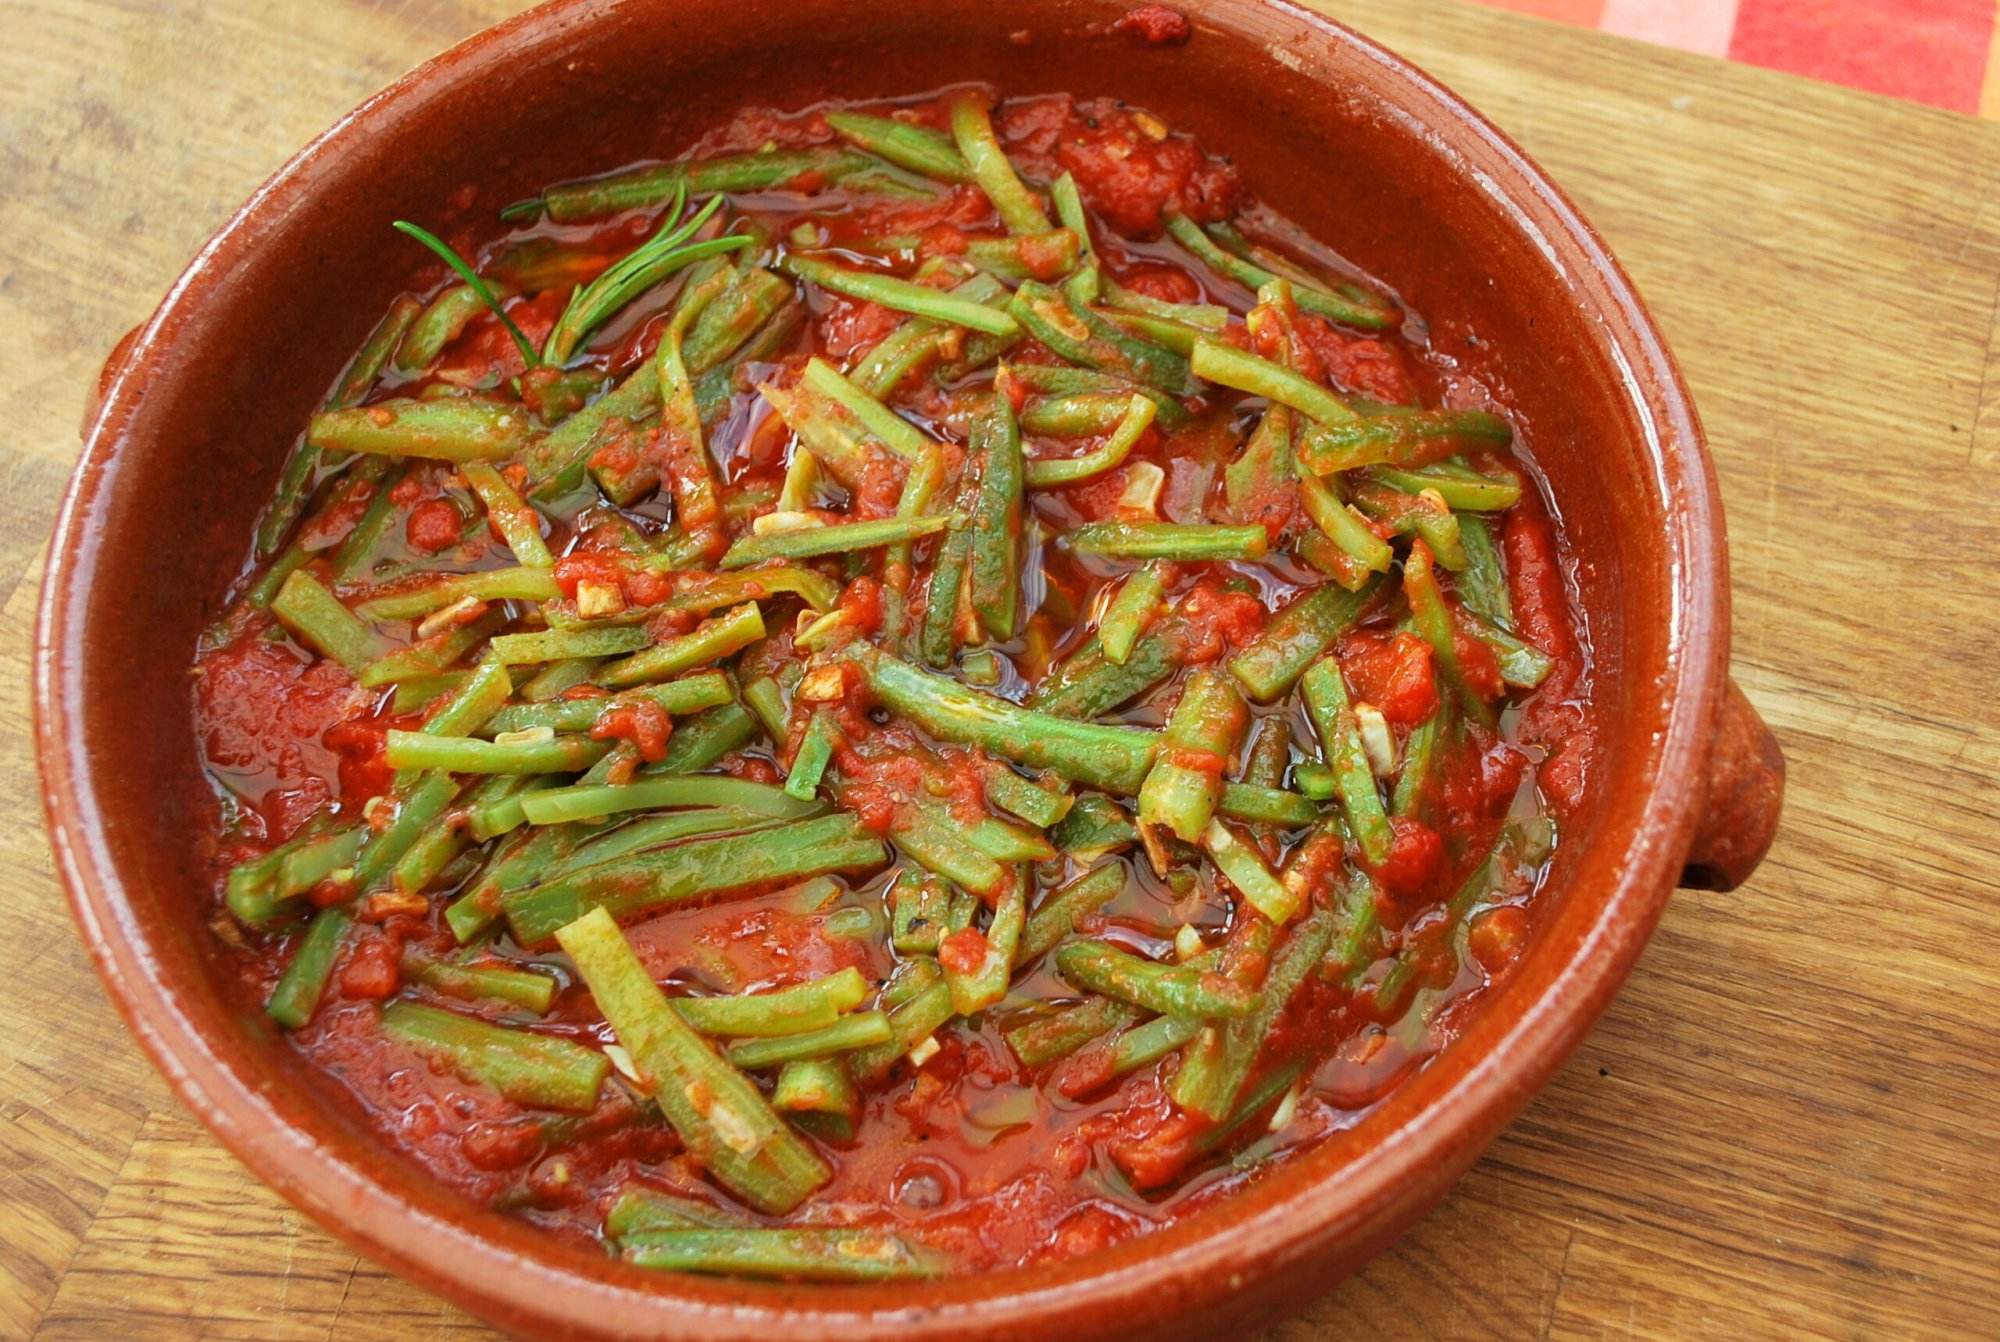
[38,1,1785,1337]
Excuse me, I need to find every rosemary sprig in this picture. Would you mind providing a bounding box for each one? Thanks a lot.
[541,186,753,366]
[391,220,541,368]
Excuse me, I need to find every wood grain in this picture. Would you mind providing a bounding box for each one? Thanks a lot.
[2,1,1995,1337]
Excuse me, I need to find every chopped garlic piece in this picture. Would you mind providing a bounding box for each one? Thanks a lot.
[907,1035,941,1068]
[362,794,393,827]
[798,664,847,702]
[1133,111,1170,141]
[1355,702,1397,777]
[603,1042,644,1086]
[1267,1083,1302,1133]
[575,579,625,619]
[494,726,555,746]
[1174,924,1205,961]
[698,1089,763,1154]
[416,593,487,639]
[1118,461,1165,516]
[753,509,824,536]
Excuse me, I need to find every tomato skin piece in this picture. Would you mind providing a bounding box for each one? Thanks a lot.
[1469,904,1531,975]
[338,935,400,1001]
[1366,815,1445,905]
[405,498,463,555]
[1113,5,1193,45]
[1340,630,1439,726]
[589,699,673,763]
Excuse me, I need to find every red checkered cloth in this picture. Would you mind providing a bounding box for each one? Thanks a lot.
[1468,0,1996,115]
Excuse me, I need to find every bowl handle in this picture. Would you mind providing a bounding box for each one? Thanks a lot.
[1678,677,1785,891]
[84,323,144,437]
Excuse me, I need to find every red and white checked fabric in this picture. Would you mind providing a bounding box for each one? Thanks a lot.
[1467,0,1997,116]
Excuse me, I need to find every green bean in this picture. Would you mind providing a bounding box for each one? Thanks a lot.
[1100,308,1210,356]
[918,523,972,667]
[357,610,506,688]
[1462,608,1554,689]
[1188,337,1355,425]
[269,570,385,672]
[783,711,837,802]
[849,972,954,1084]
[1370,461,1522,512]
[876,798,1007,898]
[889,871,975,954]
[826,110,972,182]
[1201,818,1299,924]
[1293,761,1337,802]
[1048,172,1099,302]
[1405,540,1496,729]
[384,730,607,775]
[1064,521,1268,563]
[644,702,760,774]
[1007,363,1191,425]
[354,566,560,621]
[1017,861,1126,965]
[797,357,934,462]
[965,230,1080,282]
[265,906,351,1029]
[257,295,420,560]
[464,775,566,842]
[459,461,552,566]
[1350,479,1467,571]
[489,625,649,665]
[396,282,510,373]
[967,393,1024,638]
[1005,996,1143,1067]
[755,379,905,497]
[779,253,1019,336]
[1009,281,1192,394]
[949,92,1051,234]
[982,765,1073,829]
[1055,941,1258,1019]
[605,1186,742,1237]
[771,1059,861,1141]
[393,772,533,895]
[1298,409,1512,474]
[685,267,795,375]
[692,298,806,424]
[943,873,1027,1016]
[1172,904,1338,1121]
[1165,214,1397,330]
[1392,706,1448,818]
[226,826,366,925]
[1019,393,1134,438]
[1224,401,1294,527]
[1296,467,1394,583]
[325,460,406,581]
[1100,275,1229,331]
[622,1227,948,1281]
[1226,577,1379,703]
[848,644,1158,793]
[1029,627,1179,719]
[1217,782,1318,829]
[646,564,840,615]
[522,775,818,827]
[720,513,956,569]
[350,773,465,896]
[481,674,732,736]
[402,951,558,1013]
[673,967,869,1038]
[1300,656,1394,865]
[308,398,538,462]
[1138,668,1247,848]
[1455,513,1513,629]
[505,814,886,945]
[726,1012,892,1070]
[543,145,879,221]
[555,908,830,1213]
[597,603,765,689]
[1024,394,1157,488]
[518,360,658,500]
[382,1001,606,1111]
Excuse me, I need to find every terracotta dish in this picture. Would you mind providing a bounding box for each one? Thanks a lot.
[37,1,1783,1337]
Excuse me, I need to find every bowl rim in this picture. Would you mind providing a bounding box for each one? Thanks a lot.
[35,1,1725,1336]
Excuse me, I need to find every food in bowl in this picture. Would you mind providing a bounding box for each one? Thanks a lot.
[191,85,1590,1281]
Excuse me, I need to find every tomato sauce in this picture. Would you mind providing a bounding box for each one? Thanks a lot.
[189,83,1591,1278]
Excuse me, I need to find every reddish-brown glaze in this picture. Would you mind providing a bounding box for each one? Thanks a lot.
[38,2,1782,1340]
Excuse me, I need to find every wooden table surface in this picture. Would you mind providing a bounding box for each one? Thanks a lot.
[3,1,1996,1337]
